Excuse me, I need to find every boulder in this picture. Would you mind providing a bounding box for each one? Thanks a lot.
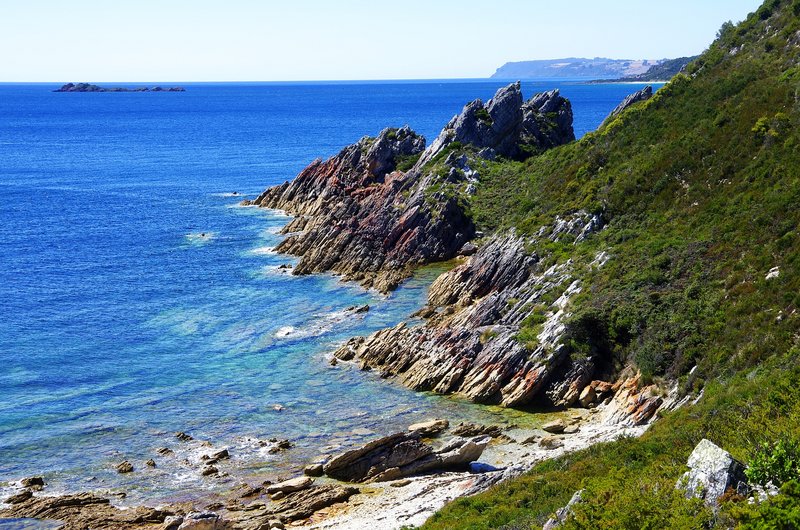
[677,439,749,506]
[408,418,449,437]
[303,464,324,477]
[579,385,596,407]
[20,477,45,488]
[540,436,564,450]
[116,461,134,473]
[451,422,504,438]
[542,420,566,434]
[323,432,489,483]
[265,477,314,495]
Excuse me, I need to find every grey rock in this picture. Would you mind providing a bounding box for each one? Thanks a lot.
[408,418,449,437]
[677,439,749,506]
[303,464,324,477]
[542,420,566,434]
[265,477,314,495]
[543,489,584,530]
[417,83,574,167]
[177,512,230,530]
[608,85,653,119]
[323,432,489,483]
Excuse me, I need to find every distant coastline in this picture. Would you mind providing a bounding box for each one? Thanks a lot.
[54,82,185,92]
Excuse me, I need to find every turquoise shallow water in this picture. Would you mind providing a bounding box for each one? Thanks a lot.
[0,80,658,505]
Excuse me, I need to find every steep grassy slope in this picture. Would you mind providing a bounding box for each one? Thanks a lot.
[423,0,800,527]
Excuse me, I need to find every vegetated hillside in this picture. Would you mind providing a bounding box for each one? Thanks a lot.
[424,0,800,528]
[610,55,698,82]
[491,58,661,79]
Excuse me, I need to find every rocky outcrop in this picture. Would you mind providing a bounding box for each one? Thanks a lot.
[244,83,575,292]
[333,214,614,409]
[0,492,176,529]
[678,439,749,506]
[416,82,574,167]
[543,489,584,530]
[234,485,358,529]
[322,432,489,483]
[607,85,653,119]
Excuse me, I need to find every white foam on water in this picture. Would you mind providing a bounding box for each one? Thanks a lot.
[249,246,276,255]
[274,326,295,338]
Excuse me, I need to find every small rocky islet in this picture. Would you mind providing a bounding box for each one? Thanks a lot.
[54,82,186,92]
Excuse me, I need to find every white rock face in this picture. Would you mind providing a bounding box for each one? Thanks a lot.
[677,439,749,505]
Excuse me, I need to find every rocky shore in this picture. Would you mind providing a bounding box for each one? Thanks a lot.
[1,391,681,529]
[0,83,682,529]
[242,82,574,292]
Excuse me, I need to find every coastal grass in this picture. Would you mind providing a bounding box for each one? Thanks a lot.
[425,0,800,527]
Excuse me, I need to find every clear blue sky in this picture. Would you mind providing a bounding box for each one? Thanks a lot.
[0,0,764,82]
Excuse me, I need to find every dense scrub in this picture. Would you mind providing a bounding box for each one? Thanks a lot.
[424,0,800,527]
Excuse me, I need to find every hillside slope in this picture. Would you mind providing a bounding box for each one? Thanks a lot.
[424,0,800,527]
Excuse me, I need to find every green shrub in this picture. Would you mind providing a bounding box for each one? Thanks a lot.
[747,439,800,487]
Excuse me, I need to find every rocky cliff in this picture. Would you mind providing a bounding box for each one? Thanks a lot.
[244,83,574,292]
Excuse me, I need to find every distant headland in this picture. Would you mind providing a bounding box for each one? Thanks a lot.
[54,82,185,92]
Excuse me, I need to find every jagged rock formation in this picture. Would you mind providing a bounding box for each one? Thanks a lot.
[416,82,574,166]
[335,214,603,406]
[322,431,489,483]
[607,85,653,119]
[244,83,575,292]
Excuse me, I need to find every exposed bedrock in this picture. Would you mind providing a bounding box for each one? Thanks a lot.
[333,213,666,424]
[607,85,653,120]
[244,83,575,292]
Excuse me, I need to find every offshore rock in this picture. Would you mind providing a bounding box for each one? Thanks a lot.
[607,85,653,119]
[245,84,574,292]
[322,432,488,483]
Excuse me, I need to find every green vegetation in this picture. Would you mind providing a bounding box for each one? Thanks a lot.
[423,0,800,527]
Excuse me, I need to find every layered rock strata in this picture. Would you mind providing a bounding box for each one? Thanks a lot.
[333,213,666,424]
[244,83,575,292]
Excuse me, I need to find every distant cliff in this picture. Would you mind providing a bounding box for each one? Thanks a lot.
[54,83,185,92]
[604,56,698,82]
[491,58,664,79]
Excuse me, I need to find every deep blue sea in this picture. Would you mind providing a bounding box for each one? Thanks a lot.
[0,80,658,505]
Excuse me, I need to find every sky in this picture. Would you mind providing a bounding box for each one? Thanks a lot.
[0,0,765,82]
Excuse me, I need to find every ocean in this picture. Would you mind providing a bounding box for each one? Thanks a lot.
[0,80,658,505]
